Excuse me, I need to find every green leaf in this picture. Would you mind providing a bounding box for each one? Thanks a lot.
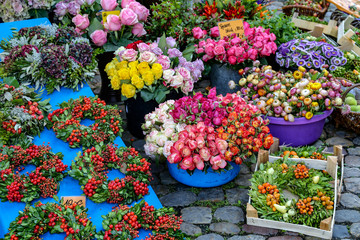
[88,18,103,36]
[158,33,167,53]
[182,45,195,61]
[140,90,154,102]
[4,77,20,88]
[53,195,59,202]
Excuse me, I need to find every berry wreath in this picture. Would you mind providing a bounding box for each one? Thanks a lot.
[3,200,96,240]
[0,144,67,203]
[3,200,185,240]
[47,96,123,149]
[69,144,152,204]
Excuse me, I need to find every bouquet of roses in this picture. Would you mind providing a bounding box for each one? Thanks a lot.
[238,62,352,121]
[276,39,347,71]
[105,38,204,103]
[143,88,274,174]
[0,79,52,145]
[194,21,277,67]
[0,0,54,22]
[54,0,149,51]
[0,25,100,93]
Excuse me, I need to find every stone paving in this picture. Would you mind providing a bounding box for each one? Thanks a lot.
[88,77,360,240]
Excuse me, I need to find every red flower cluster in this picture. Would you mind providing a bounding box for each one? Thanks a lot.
[48,96,123,148]
[0,144,67,203]
[202,1,218,19]
[224,0,245,20]
[69,145,152,204]
[126,40,145,50]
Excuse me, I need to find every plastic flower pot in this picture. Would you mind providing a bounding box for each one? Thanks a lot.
[167,161,240,188]
[265,109,333,147]
[210,64,241,96]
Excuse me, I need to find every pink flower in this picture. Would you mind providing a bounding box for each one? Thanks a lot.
[173,141,185,153]
[72,14,89,30]
[90,30,107,46]
[137,42,150,52]
[230,37,241,46]
[192,27,205,39]
[195,136,205,149]
[181,146,191,157]
[131,23,146,36]
[121,49,138,61]
[213,45,225,55]
[207,133,215,141]
[199,147,211,161]
[193,154,204,170]
[260,44,272,56]
[121,0,135,8]
[128,1,149,21]
[177,67,191,81]
[120,8,138,25]
[210,26,220,38]
[215,138,228,155]
[204,45,215,57]
[179,157,195,170]
[104,14,122,31]
[228,56,237,65]
[248,48,258,60]
[156,55,171,70]
[163,141,174,157]
[234,47,244,57]
[168,152,182,163]
[196,122,206,133]
[100,0,118,11]
[178,130,189,140]
[210,155,227,170]
[188,140,197,150]
[139,51,156,64]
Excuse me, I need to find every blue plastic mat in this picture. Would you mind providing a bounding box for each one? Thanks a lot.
[0,19,163,240]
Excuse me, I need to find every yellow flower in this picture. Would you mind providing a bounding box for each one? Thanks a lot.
[152,69,163,80]
[298,66,306,72]
[111,75,121,90]
[129,68,139,78]
[128,60,139,69]
[310,82,321,90]
[305,112,313,120]
[116,61,128,70]
[117,68,130,80]
[131,75,144,89]
[323,69,329,77]
[293,70,303,80]
[121,83,136,98]
[137,62,151,75]
[105,61,116,72]
[107,68,116,78]
[152,63,163,71]
[142,71,155,86]
[311,102,319,107]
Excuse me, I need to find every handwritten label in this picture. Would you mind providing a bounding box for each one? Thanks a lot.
[218,19,244,39]
[62,196,86,208]
[102,10,121,23]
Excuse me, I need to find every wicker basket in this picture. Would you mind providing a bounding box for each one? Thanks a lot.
[282,1,329,19]
[332,83,360,134]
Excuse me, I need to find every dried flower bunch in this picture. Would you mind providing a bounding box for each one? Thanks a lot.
[0,25,100,93]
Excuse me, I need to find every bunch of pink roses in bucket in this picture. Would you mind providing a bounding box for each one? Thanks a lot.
[194,21,277,66]
[54,0,149,51]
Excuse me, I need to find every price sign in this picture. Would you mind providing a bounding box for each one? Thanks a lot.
[102,10,121,23]
[218,19,244,39]
[61,196,86,208]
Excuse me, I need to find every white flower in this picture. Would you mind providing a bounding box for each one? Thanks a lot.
[162,69,175,81]
[170,74,184,88]
[139,51,156,64]
[301,89,310,97]
[163,141,174,157]
[155,133,167,147]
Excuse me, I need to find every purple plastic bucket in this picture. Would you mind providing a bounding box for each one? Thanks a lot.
[167,161,240,188]
[266,109,333,147]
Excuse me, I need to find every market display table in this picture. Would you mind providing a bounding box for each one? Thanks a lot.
[0,19,162,239]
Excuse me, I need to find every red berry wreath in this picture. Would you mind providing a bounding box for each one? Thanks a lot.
[47,96,123,148]
[0,144,67,203]
[69,144,151,204]
[3,201,96,240]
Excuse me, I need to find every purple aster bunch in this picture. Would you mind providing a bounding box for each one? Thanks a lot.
[41,44,68,79]
[276,39,347,72]
[69,42,93,66]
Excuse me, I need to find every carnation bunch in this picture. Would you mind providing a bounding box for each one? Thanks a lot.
[55,0,149,51]
[194,21,277,67]
[0,25,99,93]
[276,39,347,71]
[239,63,352,121]
[105,39,204,103]
[0,0,53,22]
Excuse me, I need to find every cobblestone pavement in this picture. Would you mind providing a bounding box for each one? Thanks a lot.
[88,78,360,240]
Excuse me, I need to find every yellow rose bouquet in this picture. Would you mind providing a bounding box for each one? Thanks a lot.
[105,38,204,103]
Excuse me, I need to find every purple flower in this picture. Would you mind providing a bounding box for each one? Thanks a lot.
[331,57,341,66]
[341,57,347,65]
[301,54,310,60]
[67,1,80,15]
[285,58,290,68]
[306,61,312,68]
[297,59,305,66]
[329,65,337,71]
[167,48,182,58]
[166,37,177,48]
[324,51,332,58]
[313,60,320,68]
[54,1,68,16]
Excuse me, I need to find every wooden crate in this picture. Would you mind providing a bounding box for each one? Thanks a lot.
[247,149,338,239]
[291,13,338,38]
[336,15,360,56]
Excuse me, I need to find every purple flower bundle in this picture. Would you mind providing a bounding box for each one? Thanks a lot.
[276,39,347,71]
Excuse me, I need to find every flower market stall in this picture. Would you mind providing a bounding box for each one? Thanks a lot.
[1,0,360,239]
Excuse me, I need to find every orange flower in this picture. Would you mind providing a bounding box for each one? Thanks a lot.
[263,135,274,149]
[248,126,256,136]
[228,112,238,121]
[261,126,270,134]
[236,138,242,145]
[230,146,240,155]
[252,119,260,128]
[228,125,236,134]
[258,88,267,96]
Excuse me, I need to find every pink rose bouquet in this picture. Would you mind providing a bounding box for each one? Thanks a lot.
[105,37,204,103]
[54,0,150,50]
[193,22,277,67]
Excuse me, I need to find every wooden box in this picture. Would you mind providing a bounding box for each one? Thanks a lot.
[247,149,339,239]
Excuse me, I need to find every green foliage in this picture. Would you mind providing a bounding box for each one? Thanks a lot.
[333,51,360,84]
[249,11,301,46]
